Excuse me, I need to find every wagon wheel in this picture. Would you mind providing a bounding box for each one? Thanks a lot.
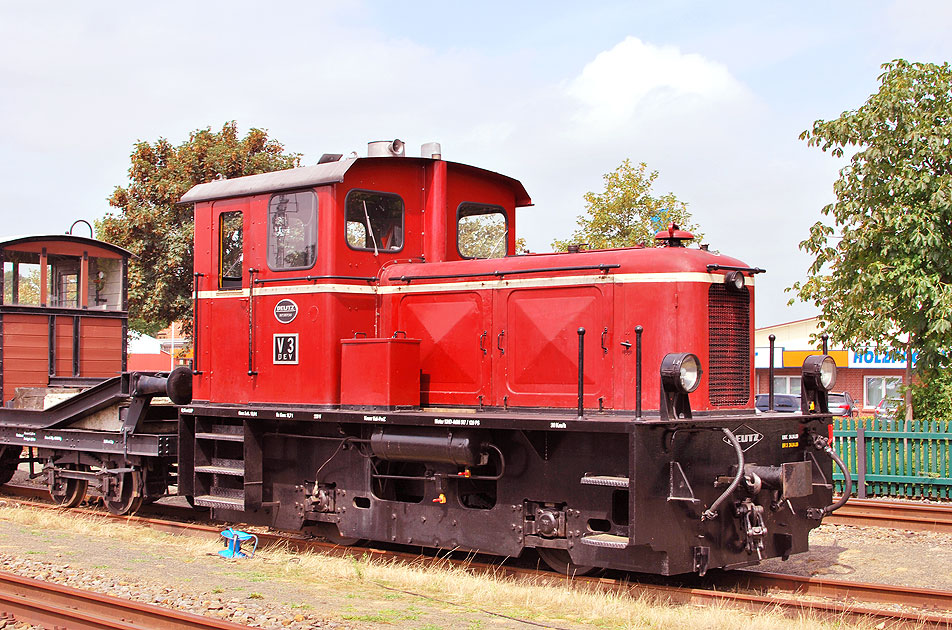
[49,464,88,508]
[105,470,143,516]
[312,522,364,547]
[0,446,22,486]
[536,548,599,577]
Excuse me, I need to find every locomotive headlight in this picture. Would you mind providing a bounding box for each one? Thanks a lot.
[661,353,703,394]
[802,354,837,392]
[724,271,745,291]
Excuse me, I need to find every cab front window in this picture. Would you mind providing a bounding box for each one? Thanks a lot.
[268,191,318,270]
[345,190,404,253]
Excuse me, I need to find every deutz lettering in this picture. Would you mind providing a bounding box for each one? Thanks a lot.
[725,425,764,452]
[735,433,762,443]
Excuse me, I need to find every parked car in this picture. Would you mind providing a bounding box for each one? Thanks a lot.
[875,397,903,421]
[828,391,857,417]
[754,393,800,413]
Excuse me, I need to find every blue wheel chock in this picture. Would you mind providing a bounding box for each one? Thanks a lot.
[219,528,258,559]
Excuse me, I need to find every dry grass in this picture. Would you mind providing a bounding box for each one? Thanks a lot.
[0,504,887,630]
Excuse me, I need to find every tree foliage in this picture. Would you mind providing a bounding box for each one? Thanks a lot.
[791,59,952,418]
[552,159,701,251]
[98,122,301,334]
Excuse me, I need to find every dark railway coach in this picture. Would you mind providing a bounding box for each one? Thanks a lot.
[176,139,850,575]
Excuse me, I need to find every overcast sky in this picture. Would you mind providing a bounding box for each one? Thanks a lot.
[2,1,950,325]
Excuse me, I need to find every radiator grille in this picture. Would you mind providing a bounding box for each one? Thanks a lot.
[708,284,751,406]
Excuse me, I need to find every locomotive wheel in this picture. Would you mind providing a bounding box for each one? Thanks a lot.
[312,522,364,546]
[536,548,599,577]
[0,446,22,486]
[105,471,143,516]
[50,464,88,508]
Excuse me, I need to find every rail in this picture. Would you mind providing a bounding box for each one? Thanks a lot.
[0,570,254,630]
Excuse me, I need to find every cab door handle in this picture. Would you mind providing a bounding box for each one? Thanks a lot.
[497,330,506,355]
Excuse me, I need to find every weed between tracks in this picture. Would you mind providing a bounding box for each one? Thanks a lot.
[0,505,887,630]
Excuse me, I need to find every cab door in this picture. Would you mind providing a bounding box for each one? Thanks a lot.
[204,199,251,404]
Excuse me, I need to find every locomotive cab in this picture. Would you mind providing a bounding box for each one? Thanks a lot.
[184,145,529,407]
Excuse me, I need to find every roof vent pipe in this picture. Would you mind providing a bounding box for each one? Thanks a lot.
[421,142,442,159]
[368,139,405,157]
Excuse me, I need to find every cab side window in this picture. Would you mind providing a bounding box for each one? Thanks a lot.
[345,190,404,253]
[457,203,508,259]
[219,211,243,289]
[268,191,318,270]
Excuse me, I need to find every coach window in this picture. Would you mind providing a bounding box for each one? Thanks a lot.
[457,203,508,259]
[268,191,318,270]
[219,211,243,289]
[3,251,47,306]
[87,257,121,309]
[345,190,404,253]
[49,255,81,308]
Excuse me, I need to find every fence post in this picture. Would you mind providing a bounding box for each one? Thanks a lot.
[856,421,867,499]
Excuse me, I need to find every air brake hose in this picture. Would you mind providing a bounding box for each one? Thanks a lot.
[701,428,744,521]
[811,433,852,517]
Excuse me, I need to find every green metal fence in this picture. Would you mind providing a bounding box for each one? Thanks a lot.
[832,417,952,499]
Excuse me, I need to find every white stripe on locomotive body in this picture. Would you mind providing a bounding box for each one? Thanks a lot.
[195,272,754,300]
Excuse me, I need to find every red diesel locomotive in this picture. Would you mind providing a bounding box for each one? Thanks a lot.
[176,139,847,575]
[0,139,849,576]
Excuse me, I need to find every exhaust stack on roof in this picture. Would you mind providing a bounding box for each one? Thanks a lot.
[367,139,405,157]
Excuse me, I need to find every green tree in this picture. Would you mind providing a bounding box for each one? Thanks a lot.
[552,159,701,251]
[791,59,952,422]
[98,122,301,334]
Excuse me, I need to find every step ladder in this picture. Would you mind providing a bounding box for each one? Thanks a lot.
[579,474,630,549]
[192,419,261,511]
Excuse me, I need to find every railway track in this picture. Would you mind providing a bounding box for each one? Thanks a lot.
[0,569,255,630]
[2,484,952,629]
[827,498,952,533]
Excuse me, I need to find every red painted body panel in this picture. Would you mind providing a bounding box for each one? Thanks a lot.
[376,248,754,412]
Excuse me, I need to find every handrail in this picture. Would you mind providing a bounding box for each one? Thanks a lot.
[706,264,766,274]
[395,263,619,283]
[254,274,377,284]
[247,268,258,376]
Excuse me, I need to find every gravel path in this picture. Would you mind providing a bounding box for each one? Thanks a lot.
[1,487,951,629]
[0,519,356,629]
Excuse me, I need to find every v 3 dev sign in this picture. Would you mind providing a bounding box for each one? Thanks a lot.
[274,333,298,364]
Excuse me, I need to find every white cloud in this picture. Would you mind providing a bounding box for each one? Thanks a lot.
[565,37,749,131]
